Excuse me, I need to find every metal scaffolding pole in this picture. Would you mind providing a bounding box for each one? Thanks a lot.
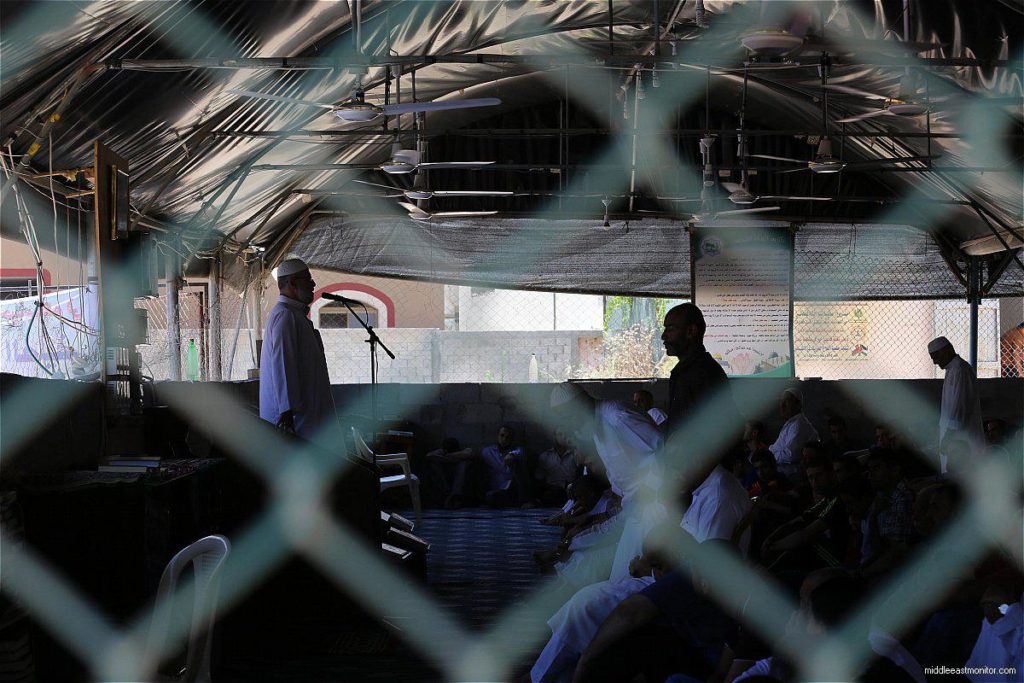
[165,246,182,381]
[968,256,981,368]
[209,254,222,381]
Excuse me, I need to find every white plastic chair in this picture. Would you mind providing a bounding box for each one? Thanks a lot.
[146,535,230,683]
[352,427,422,526]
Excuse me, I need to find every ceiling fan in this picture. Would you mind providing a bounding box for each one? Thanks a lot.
[749,55,937,174]
[727,66,834,205]
[396,201,497,222]
[378,144,495,175]
[351,175,513,200]
[226,87,501,123]
[826,76,1022,124]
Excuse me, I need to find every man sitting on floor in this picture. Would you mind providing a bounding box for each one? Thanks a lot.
[572,535,740,683]
[530,453,751,683]
[543,382,664,589]
[858,447,914,581]
[425,425,532,508]
[760,455,849,572]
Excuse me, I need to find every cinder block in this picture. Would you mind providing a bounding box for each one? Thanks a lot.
[440,383,481,404]
[461,402,503,424]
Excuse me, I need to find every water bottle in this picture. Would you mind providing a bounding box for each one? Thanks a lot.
[185,338,200,381]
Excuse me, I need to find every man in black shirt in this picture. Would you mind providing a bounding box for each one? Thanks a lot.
[661,304,730,432]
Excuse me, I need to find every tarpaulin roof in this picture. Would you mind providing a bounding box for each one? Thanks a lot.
[291,214,1024,299]
[1,0,1021,294]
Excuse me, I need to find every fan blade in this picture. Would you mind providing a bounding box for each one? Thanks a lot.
[844,155,937,169]
[775,167,811,174]
[715,206,781,216]
[381,98,502,115]
[835,109,894,124]
[351,179,403,192]
[430,190,514,197]
[225,89,336,110]
[821,84,888,101]
[397,200,430,217]
[432,211,499,218]
[938,96,1024,109]
[749,153,805,164]
[418,161,496,169]
[720,181,745,193]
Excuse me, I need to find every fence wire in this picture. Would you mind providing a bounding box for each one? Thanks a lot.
[1,2,1023,682]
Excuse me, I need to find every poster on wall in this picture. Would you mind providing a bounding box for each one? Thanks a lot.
[691,225,793,377]
[794,303,871,361]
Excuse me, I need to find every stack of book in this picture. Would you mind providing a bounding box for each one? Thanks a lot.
[97,456,161,473]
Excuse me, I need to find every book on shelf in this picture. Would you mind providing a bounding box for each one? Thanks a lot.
[97,465,150,473]
[103,459,161,468]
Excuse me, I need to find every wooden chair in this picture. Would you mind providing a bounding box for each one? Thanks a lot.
[351,428,422,527]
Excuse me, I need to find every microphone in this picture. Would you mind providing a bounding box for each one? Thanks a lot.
[320,292,361,304]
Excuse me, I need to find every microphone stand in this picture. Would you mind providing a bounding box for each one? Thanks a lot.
[340,299,395,432]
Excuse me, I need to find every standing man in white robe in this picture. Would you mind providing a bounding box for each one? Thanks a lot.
[259,258,337,444]
[928,336,984,473]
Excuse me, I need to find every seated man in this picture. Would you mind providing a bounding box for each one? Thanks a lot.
[425,425,532,508]
[531,456,751,683]
[573,536,740,683]
[858,448,914,581]
[769,388,820,478]
[760,455,849,572]
[732,573,923,682]
[632,389,667,427]
[743,420,770,457]
[424,437,475,509]
[827,415,857,459]
[535,475,621,572]
[748,448,794,498]
[534,428,583,506]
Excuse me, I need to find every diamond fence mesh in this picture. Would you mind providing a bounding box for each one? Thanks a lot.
[1,3,1022,681]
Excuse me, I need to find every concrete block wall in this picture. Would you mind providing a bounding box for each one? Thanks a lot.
[330,378,1023,461]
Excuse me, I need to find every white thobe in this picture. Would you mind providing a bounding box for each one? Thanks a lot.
[554,401,662,587]
[259,296,336,442]
[769,413,819,476]
[532,469,748,683]
[591,400,662,501]
[965,601,1023,683]
[681,465,753,555]
[939,355,985,472]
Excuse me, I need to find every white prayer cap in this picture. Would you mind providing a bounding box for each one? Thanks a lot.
[550,382,589,408]
[927,336,952,353]
[782,386,802,404]
[272,258,310,280]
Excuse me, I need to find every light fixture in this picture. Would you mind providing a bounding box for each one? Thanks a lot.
[740,28,804,56]
[807,137,845,174]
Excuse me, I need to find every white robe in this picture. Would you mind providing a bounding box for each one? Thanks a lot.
[554,401,663,587]
[769,413,819,477]
[258,295,336,442]
[939,355,985,472]
[532,468,749,683]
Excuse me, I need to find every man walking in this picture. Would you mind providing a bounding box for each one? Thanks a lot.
[928,336,984,473]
